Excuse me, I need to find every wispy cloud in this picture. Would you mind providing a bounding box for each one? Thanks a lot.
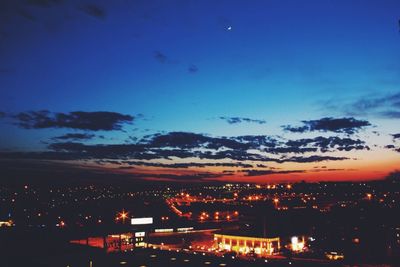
[79,4,106,20]
[332,91,400,119]
[220,116,266,125]
[242,169,305,176]
[51,133,95,141]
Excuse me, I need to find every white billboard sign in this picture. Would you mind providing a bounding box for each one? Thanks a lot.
[131,217,153,225]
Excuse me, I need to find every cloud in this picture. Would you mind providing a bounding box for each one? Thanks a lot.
[126,172,222,182]
[1,131,354,166]
[79,4,106,20]
[276,136,369,154]
[100,160,253,169]
[385,170,400,181]
[0,111,5,118]
[284,155,349,163]
[188,64,198,73]
[392,134,400,140]
[43,135,350,164]
[342,91,400,119]
[384,144,400,153]
[51,133,95,141]
[310,168,347,172]
[242,169,305,176]
[153,51,178,64]
[352,92,400,112]
[385,145,396,149]
[283,117,371,134]
[220,116,266,125]
[154,51,168,63]
[379,111,400,118]
[12,110,134,131]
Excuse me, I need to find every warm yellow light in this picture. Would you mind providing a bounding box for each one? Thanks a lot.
[291,236,305,252]
[117,209,129,223]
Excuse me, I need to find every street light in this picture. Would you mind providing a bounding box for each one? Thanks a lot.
[117,209,129,223]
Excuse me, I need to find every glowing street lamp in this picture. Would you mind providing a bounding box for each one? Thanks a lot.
[117,209,129,223]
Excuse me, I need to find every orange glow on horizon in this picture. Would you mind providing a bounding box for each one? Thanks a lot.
[85,150,399,183]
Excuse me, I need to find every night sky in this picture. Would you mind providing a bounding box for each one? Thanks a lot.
[1,0,400,183]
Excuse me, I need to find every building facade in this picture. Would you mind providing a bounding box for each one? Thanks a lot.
[214,234,280,256]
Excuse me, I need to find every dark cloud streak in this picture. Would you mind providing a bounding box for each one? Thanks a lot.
[283,117,371,134]
[51,133,95,141]
[220,116,266,125]
[154,51,168,63]
[188,64,198,73]
[340,91,400,119]
[12,110,133,131]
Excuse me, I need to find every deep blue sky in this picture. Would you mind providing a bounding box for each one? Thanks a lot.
[0,0,400,183]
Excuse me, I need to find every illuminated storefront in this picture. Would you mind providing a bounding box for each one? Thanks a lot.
[214,234,280,256]
[70,231,147,252]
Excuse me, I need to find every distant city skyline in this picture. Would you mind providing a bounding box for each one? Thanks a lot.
[1,0,400,183]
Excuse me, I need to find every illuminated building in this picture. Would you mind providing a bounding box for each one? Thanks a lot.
[325,251,345,260]
[290,236,305,252]
[214,234,280,256]
[70,232,147,252]
[0,220,13,227]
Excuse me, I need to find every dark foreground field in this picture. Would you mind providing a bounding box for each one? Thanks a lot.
[0,230,345,267]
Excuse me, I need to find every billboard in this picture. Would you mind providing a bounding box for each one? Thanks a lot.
[131,217,153,225]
